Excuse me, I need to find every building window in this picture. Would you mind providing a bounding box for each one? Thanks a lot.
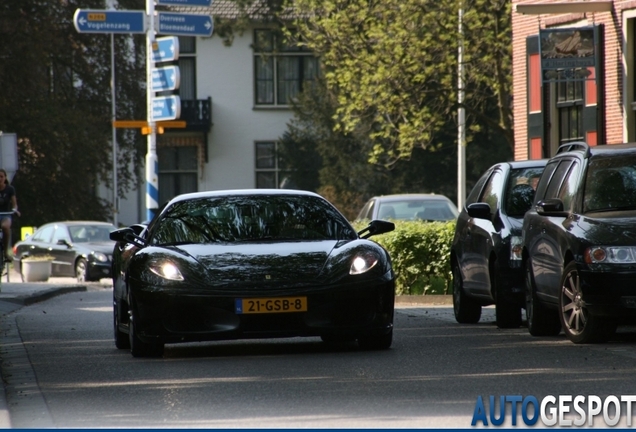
[255,141,292,188]
[556,76,584,144]
[253,29,320,106]
[158,146,198,206]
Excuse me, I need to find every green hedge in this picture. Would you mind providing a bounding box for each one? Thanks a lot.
[353,220,455,295]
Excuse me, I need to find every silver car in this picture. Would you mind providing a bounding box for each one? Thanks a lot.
[356,194,459,222]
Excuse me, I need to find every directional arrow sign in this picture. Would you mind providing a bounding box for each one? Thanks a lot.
[156,0,213,6]
[73,9,147,34]
[152,96,181,121]
[156,12,213,37]
[152,36,180,63]
[152,66,180,92]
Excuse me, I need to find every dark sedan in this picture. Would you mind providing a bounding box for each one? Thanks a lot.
[110,189,396,357]
[451,159,547,328]
[13,221,117,282]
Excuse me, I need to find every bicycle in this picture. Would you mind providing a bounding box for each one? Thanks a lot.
[0,210,18,285]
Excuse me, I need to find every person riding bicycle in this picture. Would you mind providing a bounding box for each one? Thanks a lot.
[0,169,20,260]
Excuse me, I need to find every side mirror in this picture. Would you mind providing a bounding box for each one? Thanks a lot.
[358,219,395,239]
[110,227,145,247]
[467,202,492,220]
[536,198,568,217]
[56,239,71,247]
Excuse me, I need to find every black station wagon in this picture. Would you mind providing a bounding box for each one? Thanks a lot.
[523,142,636,343]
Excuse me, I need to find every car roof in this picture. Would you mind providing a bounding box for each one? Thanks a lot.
[553,141,636,159]
[42,221,115,226]
[502,159,549,169]
[370,194,453,202]
[169,189,323,205]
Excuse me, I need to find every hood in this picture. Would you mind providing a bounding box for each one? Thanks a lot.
[82,241,116,254]
[175,240,339,283]
[574,212,636,245]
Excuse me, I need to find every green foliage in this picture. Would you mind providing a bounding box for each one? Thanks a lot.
[283,0,513,165]
[353,220,455,295]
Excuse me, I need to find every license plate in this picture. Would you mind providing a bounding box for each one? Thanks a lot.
[235,297,307,314]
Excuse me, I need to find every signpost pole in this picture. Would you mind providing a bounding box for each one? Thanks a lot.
[145,0,159,222]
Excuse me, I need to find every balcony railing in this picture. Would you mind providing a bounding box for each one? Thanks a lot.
[180,97,212,132]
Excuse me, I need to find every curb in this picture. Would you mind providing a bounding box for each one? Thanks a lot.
[0,286,87,306]
[395,295,453,305]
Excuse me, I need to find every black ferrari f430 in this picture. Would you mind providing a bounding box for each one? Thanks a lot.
[110,189,396,357]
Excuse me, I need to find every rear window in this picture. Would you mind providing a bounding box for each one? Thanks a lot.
[504,167,546,216]
[584,154,636,212]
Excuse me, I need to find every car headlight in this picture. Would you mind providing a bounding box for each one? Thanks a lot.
[510,236,523,262]
[93,252,108,262]
[350,251,379,275]
[585,246,636,264]
[149,260,184,281]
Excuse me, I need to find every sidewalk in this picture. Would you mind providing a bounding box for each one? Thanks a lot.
[0,266,95,429]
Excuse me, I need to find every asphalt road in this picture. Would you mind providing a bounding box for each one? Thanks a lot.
[4,288,636,428]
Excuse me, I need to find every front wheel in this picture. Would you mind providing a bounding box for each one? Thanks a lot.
[494,268,522,328]
[525,259,561,336]
[452,263,481,323]
[75,258,88,283]
[559,261,616,344]
[113,297,130,349]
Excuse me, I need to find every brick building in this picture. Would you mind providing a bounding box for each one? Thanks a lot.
[512,0,636,160]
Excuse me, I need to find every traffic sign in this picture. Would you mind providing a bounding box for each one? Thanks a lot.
[156,12,213,37]
[152,96,181,121]
[152,36,180,63]
[156,0,213,6]
[152,66,180,92]
[73,9,146,34]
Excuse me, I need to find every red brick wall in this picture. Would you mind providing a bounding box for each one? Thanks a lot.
[512,0,631,161]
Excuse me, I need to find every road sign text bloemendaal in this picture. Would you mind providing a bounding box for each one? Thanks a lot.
[73,9,147,34]
[156,0,213,6]
[156,12,213,37]
[152,66,180,92]
[152,36,180,63]
[152,96,181,121]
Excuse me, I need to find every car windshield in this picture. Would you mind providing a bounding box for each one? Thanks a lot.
[149,195,358,245]
[584,154,636,212]
[69,225,117,243]
[505,167,545,217]
[377,199,458,221]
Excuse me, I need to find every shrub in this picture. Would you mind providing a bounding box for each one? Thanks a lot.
[353,220,455,295]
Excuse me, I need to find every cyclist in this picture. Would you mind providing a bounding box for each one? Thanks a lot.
[0,169,20,260]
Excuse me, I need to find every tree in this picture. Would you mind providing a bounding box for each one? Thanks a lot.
[284,0,513,165]
[0,0,146,234]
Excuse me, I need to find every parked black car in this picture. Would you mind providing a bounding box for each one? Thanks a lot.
[13,221,117,282]
[523,142,636,343]
[451,160,547,328]
[110,189,396,357]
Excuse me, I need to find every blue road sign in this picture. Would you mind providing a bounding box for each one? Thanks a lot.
[152,96,181,121]
[156,0,213,6]
[73,9,146,34]
[152,66,180,92]
[152,36,180,63]
[156,12,213,37]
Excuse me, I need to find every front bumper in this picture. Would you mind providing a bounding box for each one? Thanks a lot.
[579,269,636,317]
[130,273,395,345]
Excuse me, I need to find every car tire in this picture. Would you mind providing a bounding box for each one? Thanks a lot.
[559,261,616,344]
[525,259,561,336]
[358,329,393,350]
[494,268,522,329]
[128,297,164,358]
[75,258,88,283]
[452,263,481,324]
[113,297,130,350]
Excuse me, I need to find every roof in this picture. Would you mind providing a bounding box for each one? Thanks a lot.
[168,0,276,20]
[554,142,636,160]
[505,159,548,169]
[371,194,453,202]
[170,188,321,203]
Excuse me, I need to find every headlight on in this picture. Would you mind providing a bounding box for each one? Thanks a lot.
[585,246,636,264]
[149,260,184,281]
[350,251,379,275]
[93,252,108,262]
